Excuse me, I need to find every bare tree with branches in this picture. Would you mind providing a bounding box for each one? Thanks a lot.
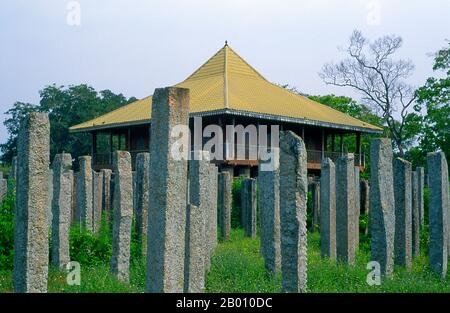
[320,30,416,155]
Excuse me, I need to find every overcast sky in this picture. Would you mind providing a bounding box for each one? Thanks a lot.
[0,0,448,142]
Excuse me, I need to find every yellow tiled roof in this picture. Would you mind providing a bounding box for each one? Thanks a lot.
[70,44,382,133]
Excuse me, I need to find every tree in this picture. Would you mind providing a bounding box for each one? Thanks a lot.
[320,30,418,155]
[1,84,136,164]
[415,42,450,166]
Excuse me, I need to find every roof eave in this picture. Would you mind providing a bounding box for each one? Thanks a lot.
[69,108,382,134]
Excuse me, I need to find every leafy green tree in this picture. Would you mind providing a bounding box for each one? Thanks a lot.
[415,42,450,167]
[1,84,136,164]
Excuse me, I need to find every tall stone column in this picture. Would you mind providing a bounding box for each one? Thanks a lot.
[135,153,150,256]
[360,179,370,215]
[259,148,281,274]
[146,87,189,293]
[417,167,425,228]
[9,156,17,181]
[0,172,7,202]
[427,152,448,278]
[71,172,78,224]
[354,167,360,250]
[310,180,320,232]
[101,169,113,222]
[110,151,133,283]
[320,158,336,260]
[411,171,420,257]
[336,154,356,265]
[205,163,218,270]
[47,169,53,233]
[218,172,232,240]
[242,178,257,238]
[184,150,212,282]
[280,131,307,293]
[51,153,73,269]
[92,170,104,234]
[370,138,395,277]
[77,156,93,231]
[184,204,205,292]
[13,112,50,293]
[393,158,412,269]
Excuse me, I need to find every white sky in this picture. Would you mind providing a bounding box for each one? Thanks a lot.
[0,0,449,142]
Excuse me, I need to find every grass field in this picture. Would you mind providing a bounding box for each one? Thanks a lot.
[1,229,448,293]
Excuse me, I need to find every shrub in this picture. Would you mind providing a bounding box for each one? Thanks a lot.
[0,181,15,271]
[69,217,112,267]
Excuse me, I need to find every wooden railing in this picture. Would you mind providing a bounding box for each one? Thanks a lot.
[93,147,365,169]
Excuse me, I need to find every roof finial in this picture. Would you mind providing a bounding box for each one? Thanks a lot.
[225,40,228,46]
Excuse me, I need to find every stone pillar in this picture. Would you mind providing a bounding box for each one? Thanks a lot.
[92,170,104,234]
[189,150,211,271]
[411,171,420,257]
[0,172,7,202]
[259,148,281,274]
[370,138,395,277]
[51,153,73,269]
[135,153,150,256]
[9,156,17,181]
[336,154,356,265]
[146,87,189,293]
[417,167,425,228]
[184,204,205,292]
[218,172,232,240]
[310,180,320,232]
[47,169,53,233]
[101,169,112,221]
[132,171,137,215]
[320,158,336,260]
[13,112,50,293]
[427,152,448,278]
[206,163,218,269]
[393,158,412,269]
[242,178,257,238]
[360,179,369,215]
[280,131,308,293]
[76,156,93,231]
[354,167,360,249]
[110,151,133,283]
[71,172,78,223]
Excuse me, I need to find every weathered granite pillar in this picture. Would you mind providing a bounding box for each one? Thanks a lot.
[336,154,356,265]
[354,167,360,249]
[47,169,53,233]
[411,171,420,257]
[370,138,395,277]
[110,151,133,283]
[427,152,448,278]
[132,171,137,215]
[360,179,370,215]
[206,163,218,269]
[189,150,211,271]
[184,204,205,292]
[218,172,232,240]
[280,131,308,293]
[417,167,425,228]
[9,156,17,181]
[92,170,104,234]
[51,153,73,269]
[0,173,7,202]
[101,169,112,221]
[13,112,50,293]
[242,178,257,238]
[393,158,412,269]
[320,158,336,260]
[135,153,150,256]
[146,87,189,293]
[76,156,93,231]
[71,172,78,223]
[310,180,320,232]
[259,148,281,274]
